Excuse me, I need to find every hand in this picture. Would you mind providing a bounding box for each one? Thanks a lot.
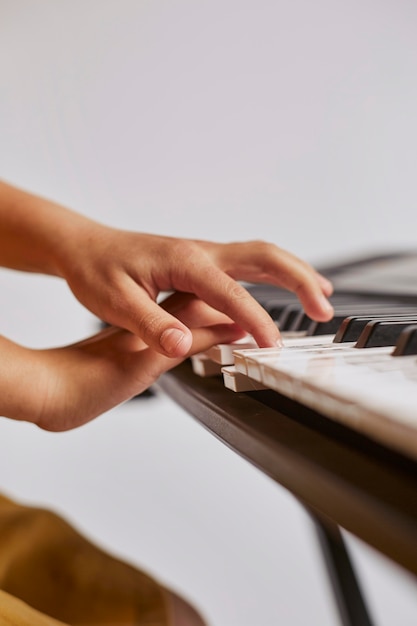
[56,226,333,358]
[0,294,245,431]
[0,182,333,356]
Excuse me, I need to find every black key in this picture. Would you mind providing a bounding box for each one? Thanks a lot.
[246,284,286,299]
[293,302,417,333]
[355,319,417,348]
[263,297,299,320]
[307,315,355,336]
[392,325,417,356]
[290,310,312,331]
[334,312,417,343]
[291,299,388,331]
[307,310,392,337]
[247,286,294,310]
[278,304,303,330]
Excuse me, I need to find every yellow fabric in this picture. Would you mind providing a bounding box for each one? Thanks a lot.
[0,590,67,626]
[0,494,169,626]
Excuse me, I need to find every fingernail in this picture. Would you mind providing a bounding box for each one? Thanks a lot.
[275,338,284,348]
[160,328,189,355]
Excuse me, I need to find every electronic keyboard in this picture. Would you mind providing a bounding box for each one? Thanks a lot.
[158,250,417,583]
[190,250,417,461]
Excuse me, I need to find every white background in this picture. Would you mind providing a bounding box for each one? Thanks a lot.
[0,1,417,624]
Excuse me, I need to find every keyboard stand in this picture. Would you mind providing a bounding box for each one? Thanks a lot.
[158,360,417,626]
[305,506,374,626]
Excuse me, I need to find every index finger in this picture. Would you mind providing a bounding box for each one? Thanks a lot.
[186,241,334,347]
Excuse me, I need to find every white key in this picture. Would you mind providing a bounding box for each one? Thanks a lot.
[233,337,354,378]
[229,336,417,460]
[294,354,417,456]
[191,354,223,377]
[222,366,266,392]
[208,333,336,366]
[233,347,283,377]
[259,346,392,416]
[206,336,258,364]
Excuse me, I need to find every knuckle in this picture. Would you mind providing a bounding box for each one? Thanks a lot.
[166,240,206,286]
[251,240,281,263]
[232,240,283,273]
[244,239,275,254]
[99,273,128,313]
[293,266,315,292]
[228,281,248,302]
[225,281,249,305]
[169,239,200,263]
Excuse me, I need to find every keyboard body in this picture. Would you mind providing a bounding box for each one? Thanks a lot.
[159,250,417,577]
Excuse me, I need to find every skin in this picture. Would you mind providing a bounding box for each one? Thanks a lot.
[0,180,334,431]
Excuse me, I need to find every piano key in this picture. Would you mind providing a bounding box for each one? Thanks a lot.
[287,299,387,332]
[260,348,413,428]
[334,312,417,343]
[320,368,417,429]
[306,313,359,336]
[392,325,417,356]
[190,354,223,377]
[355,319,417,348]
[232,335,340,377]
[259,346,392,393]
[252,289,394,325]
[219,258,417,460]
[275,304,303,330]
[261,297,299,319]
[303,369,417,459]
[233,347,284,376]
[291,302,417,333]
[206,336,258,364]
[257,347,370,397]
[222,366,266,392]
[246,284,289,303]
[225,323,417,457]
[250,291,299,313]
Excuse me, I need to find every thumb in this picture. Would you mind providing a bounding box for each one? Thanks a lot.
[128,321,247,389]
[158,326,193,357]
[106,292,194,357]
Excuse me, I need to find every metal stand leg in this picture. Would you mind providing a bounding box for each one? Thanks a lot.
[303,506,375,626]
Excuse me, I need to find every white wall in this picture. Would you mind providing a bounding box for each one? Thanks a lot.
[2,0,417,262]
[1,1,417,625]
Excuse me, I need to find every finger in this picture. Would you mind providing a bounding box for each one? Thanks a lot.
[187,322,247,356]
[92,294,235,350]
[128,322,247,387]
[202,241,334,323]
[34,318,245,431]
[186,267,283,348]
[315,272,334,297]
[73,325,147,352]
[216,240,333,297]
[160,292,234,327]
[100,276,205,358]
[104,266,247,356]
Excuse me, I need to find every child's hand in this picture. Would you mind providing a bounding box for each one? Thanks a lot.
[0,182,333,358]
[57,226,333,358]
[0,294,245,431]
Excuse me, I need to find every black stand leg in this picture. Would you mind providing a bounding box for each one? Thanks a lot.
[303,506,375,626]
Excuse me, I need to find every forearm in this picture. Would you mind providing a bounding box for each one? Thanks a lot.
[0,181,97,276]
[0,303,245,431]
[0,330,137,430]
[0,335,46,423]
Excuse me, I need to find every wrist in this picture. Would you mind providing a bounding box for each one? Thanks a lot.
[0,181,99,276]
